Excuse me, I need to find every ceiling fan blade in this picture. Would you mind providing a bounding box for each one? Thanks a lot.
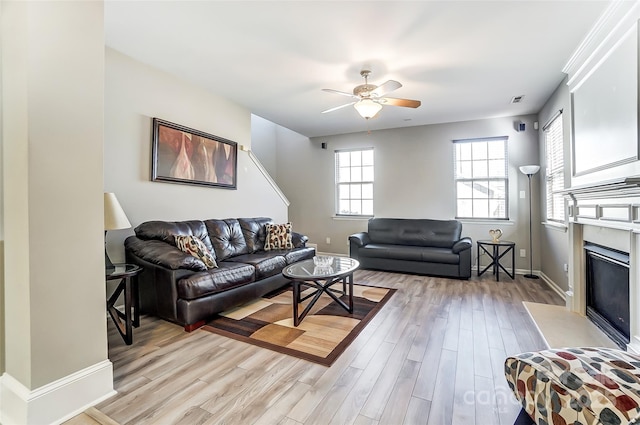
[322,88,359,99]
[322,102,356,114]
[371,80,402,97]
[379,97,421,108]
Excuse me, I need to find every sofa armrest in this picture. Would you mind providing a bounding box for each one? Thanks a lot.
[125,236,207,271]
[291,231,308,248]
[348,232,370,248]
[452,237,473,254]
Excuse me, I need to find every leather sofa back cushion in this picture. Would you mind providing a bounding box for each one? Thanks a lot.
[134,220,215,253]
[205,218,249,260]
[238,217,273,252]
[368,218,462,249]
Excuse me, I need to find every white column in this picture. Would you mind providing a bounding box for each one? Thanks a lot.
[628,230,640,353]
[567,222,585,314]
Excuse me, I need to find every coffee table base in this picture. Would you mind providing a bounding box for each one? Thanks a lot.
[292,273,354,326]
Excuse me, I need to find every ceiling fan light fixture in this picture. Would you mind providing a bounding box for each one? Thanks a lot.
[354,98,382,119]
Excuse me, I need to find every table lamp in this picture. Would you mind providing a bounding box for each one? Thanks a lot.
[104,192,131,270]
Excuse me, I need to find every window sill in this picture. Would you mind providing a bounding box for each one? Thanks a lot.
[332,215,373,221]
[458,219,515,226]
[543,221,568,232]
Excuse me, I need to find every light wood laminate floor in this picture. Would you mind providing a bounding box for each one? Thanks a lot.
[94,270,562,425]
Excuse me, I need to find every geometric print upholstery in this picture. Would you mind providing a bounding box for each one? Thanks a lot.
[264,222,293,251]
[505,347,640,425]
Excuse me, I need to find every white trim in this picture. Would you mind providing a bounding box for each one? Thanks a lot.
[539,271,568,301]
[543,221,568,232]
[0,360,115,425]
[246,150,289,207]
[332,215,372,221]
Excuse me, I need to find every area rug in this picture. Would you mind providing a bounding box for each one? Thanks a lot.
[202,284,396,366]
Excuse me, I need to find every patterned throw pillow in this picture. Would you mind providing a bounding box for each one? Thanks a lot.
[174,235,218,269]
[264,223,293,251]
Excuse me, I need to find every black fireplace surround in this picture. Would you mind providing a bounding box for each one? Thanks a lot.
[584,243,630,349]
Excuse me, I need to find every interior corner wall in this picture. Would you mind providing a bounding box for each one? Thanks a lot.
[104,49,288,262]
[0,0,5,378]
[537,78,571,292]
[250,114,278,178]
[275,116,541,271]
[2,2,113,424]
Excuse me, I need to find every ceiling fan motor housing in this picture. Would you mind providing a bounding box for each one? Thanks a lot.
[353,84,377,97]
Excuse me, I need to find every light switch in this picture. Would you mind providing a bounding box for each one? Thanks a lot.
[520,190,526,199]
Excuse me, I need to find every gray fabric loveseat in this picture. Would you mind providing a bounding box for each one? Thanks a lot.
[125,217,315,331]
[348,218,472,278]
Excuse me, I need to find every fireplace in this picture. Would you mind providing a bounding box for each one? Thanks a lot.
[585,243,630,349]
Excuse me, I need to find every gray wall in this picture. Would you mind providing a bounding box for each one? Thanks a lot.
[250,115,278,178]
[537,78,572,291]
[104,49,289,263]
[264,115,542,272]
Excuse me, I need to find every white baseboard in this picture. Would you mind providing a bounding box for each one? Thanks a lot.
[539,271,567,301]
[0,360,116,425]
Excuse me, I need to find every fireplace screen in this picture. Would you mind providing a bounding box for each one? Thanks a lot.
[585,243,630,349]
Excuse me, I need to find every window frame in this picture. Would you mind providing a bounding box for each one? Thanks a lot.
[334,147,374,217]
[453,136,509,220]
[544,110,565,223]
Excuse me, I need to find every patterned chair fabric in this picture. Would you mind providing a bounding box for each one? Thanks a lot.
[505,347,640,425]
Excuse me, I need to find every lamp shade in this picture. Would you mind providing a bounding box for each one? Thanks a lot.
[519,165,540,176]
[104,192,131,230]
[354,99,382,119]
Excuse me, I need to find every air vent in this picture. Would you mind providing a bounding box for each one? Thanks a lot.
[511,95,525,104]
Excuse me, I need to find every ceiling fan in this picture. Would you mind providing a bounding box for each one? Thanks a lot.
[322,70,421,119]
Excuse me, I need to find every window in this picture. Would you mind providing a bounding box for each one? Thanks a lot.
[335,148,374,216]
[454,137,508,219]
[544,111,565,222]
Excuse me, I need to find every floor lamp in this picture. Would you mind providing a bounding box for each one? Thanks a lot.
[104,192,132,270]
[519,165,540,279]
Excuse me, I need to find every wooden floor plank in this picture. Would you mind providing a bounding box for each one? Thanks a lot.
[91,271,561,425]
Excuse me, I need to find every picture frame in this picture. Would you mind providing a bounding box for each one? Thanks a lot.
[151,118,237,189]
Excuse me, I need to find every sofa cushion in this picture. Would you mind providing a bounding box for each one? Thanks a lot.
[264,223,293,251]
[205,218,250,260]
[238,217,273,252]
[225,252,287,279]
[358,244,460,264]
[177,262,255,300]
[367,218,462,248]
[174,235,218,269]
[134,220,214,253]
[282,247,316,264]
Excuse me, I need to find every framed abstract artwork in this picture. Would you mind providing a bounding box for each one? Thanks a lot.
[151,118,237,189]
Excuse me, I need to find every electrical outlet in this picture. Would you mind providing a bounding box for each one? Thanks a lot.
[520,249,526,258]
[326,237,331,244]
[520,190,526,199]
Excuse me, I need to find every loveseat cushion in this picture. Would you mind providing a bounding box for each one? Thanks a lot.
[225,252,287,279]
[177,262,255,300]
[134,220,214,253]
[238,217,272,252]
[358,244,460,264]
[367,218,462,248]
[205,218,250,260]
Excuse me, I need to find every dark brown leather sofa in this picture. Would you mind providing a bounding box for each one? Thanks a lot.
[349,218,472,278]
[125,217,314,331]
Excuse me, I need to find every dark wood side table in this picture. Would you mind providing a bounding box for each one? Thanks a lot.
[106,263,142,345]
[477,240,515,281]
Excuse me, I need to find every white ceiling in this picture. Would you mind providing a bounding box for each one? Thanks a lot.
[105,1,610,138]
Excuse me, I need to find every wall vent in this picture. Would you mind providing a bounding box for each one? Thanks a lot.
[510,95,525,104]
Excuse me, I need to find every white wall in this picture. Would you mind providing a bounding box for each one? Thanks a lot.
[250,115,278,178]
[538,78,571,291]
[104,49,288,262]
[273,115,542,272]
[1,2,113,423]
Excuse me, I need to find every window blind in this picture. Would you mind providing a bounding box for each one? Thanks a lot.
[544,112,565,222]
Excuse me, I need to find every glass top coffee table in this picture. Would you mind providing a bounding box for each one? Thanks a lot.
[282,256,360,326]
